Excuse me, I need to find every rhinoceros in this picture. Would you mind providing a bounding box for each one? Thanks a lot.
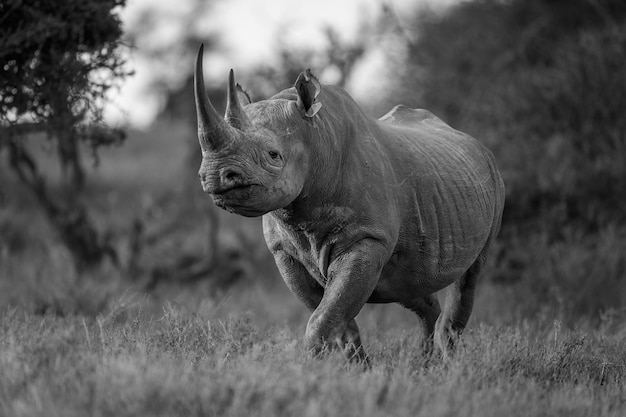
[193,44,505,362]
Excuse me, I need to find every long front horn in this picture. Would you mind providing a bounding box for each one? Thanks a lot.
[194,44,232,151]
[225,69,252,130]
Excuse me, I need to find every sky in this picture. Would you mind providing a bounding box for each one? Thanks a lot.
[106,0,459,128]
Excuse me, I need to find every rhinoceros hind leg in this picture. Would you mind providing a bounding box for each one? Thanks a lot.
[434,253,486,359]
[400,293,441,354]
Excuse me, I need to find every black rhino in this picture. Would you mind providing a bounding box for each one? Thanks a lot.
[194,44,505,362]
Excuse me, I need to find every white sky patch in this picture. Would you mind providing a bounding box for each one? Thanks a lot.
[208,0,367,64]
[106,0,459,128]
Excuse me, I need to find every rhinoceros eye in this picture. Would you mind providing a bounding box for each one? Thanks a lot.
[268,151,281,160]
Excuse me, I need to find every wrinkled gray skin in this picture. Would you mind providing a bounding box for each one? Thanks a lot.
[194,45,505,362]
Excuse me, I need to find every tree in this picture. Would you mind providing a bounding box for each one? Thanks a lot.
[0,0,130,269]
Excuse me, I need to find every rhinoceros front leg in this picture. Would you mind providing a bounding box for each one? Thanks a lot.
[273,250,368,362]
[304,239,386,363]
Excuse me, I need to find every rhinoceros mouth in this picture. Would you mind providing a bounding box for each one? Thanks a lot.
[210,184,269,216]
[211,183,257,196]
[211,184,264,210]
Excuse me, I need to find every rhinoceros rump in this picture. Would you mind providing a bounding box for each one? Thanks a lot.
[194,44,505,362]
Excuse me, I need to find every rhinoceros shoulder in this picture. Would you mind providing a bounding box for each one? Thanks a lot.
[379,105,450,131]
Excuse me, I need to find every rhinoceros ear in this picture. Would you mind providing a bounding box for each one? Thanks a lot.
[294,69,322,118]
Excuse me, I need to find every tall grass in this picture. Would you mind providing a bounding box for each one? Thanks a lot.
[1,303,625,417]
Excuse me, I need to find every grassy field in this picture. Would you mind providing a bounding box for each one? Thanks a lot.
[1,122,625,416]
[1,304,625,416]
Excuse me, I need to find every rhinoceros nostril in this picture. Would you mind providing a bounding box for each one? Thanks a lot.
[221,168,243,183]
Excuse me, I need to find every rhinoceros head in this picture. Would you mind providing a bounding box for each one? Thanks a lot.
[194,44,314,217]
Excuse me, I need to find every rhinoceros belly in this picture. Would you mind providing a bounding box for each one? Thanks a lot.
[369,233,486,303]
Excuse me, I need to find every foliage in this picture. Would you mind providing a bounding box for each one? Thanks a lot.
[488,225,626,320]
[0,0,126,111]
[0,0,129,268]
[0,0,129,163]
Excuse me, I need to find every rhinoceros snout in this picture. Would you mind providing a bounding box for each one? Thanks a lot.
[199,166,246,194]
[219,167,244,185]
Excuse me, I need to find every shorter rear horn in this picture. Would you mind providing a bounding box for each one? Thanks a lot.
[225,69,253,130]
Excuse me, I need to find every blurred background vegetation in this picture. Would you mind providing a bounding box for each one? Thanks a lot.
[1,0,624,330]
